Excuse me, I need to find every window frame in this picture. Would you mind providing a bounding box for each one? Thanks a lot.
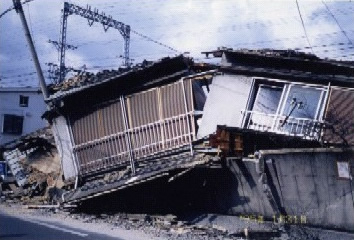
[2,114,24,135]
[243,78,329,137]
[278,84,326,121]
[253,84,284,115]
[19,95,29,107]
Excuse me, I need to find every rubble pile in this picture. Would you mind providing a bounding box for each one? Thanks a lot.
[50,72,96,92]
[2,201,352,240]
[49,60,155,94]
[1,127,64,205]
[50,70,122,93]
[65,211,339,240]
[66,212,281,240]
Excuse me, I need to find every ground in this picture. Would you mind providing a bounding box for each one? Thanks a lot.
[1,201,353,240]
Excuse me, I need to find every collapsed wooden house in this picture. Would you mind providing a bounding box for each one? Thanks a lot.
[44,56,215,201]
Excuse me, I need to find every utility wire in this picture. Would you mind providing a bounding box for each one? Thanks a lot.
[321,0,353,45]
[131,29,181,53]
[0,71,36,79]
[0,7,13,19]
[295,0,315,55]
[0,0,35,19]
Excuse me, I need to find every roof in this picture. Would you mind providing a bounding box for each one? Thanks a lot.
[62,149,202,203]
[225,48,321,60]
[47,56,190,102]
[0,87,42,93]
[222,49,354,71]
[220,48,354,86]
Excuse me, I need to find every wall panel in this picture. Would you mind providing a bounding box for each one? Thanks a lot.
[69,79,195,176]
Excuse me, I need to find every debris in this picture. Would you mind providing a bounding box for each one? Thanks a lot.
[244,227,249,238]
[25,204,60,209]
[0,127,65,205]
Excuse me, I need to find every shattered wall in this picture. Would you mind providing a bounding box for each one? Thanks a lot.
[52,116,77,180]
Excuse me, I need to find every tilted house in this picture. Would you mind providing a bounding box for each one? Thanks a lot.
[45,56,214,200]
[199,49,354,146]
[196,49,354,231]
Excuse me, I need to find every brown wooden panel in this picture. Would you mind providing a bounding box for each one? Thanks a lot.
[160,82,185,118]
[184,79,194,112]
[323,88,354,146]
[128,89,159,128]
[70,79,196,175]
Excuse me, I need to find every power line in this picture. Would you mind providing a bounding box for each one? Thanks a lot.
[321,0,353,45]
[295,0,315,55]
[0,7,14,19]
[131,29,187,54]
[0,71,36,79]
[0,0,35,19]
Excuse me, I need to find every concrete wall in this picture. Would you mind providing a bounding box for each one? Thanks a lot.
[219,148,354,231]
[221,158,276,217]
[0,88,47,145]
[197,74,253,138]
[52,116,77,180]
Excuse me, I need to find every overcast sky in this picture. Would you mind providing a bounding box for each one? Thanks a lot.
[0,0,353,87]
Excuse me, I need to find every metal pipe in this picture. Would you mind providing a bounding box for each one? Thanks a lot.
[180,79,193,156]
[66,117,80,189]
[12,0,49,99]
[120,96,136,174]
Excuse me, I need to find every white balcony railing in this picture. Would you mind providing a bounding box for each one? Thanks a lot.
[241,110,324,140]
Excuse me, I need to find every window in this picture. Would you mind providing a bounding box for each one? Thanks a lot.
[19,95,29,107]
[2,114,24,134]
[282,86,323,119]
[249,85,283,130]
[253,85,283,114]
[242,79,328,139]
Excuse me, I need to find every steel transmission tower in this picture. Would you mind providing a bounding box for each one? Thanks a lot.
[59,2,130,82]
[48,40,78,83]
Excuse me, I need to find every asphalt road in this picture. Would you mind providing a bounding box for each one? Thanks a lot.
[0,212,123,240]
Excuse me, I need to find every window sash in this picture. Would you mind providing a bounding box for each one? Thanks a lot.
[19,95,29,107]
[3,114,24,134]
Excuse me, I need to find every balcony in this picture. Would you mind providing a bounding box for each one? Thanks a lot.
[241,110,324,141]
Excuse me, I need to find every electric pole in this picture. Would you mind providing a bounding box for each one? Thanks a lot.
[12,0,49,99]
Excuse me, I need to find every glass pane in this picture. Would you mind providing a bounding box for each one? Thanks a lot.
[3,114,23,134]
[248,85,283,131]
[283,86,322,119]
[253,85,283,114]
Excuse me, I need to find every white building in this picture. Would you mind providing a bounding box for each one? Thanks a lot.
[0,87,47,145]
